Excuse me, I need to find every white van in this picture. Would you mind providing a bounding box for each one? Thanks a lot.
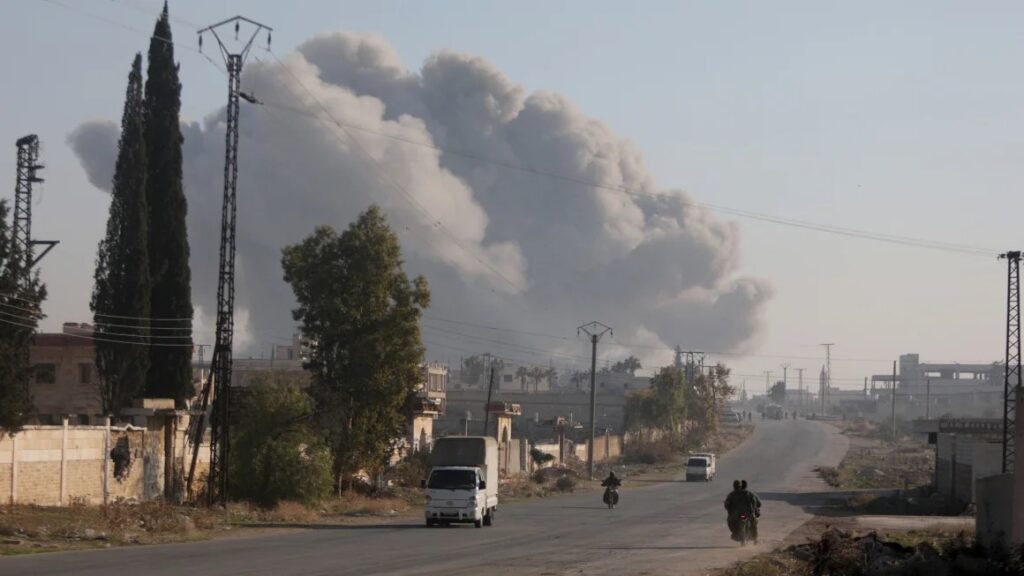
[686,453,716,482]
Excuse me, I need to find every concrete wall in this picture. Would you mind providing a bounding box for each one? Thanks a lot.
[571,433,623,464]
[935,434,1004,504]
[976,473,1015,549]
[0,414,210,506]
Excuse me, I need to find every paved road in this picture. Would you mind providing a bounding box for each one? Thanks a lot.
[0,420,848,576]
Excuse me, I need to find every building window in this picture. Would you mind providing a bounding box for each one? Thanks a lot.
[503,374,513,383]
[79,363,92,384]
[33,363,56,384]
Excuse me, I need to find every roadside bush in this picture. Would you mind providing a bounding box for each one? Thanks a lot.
[623,438,674,464]
[228,379,333,507]
[554,475,577,492]
[389,449,431,488]
[530,448,556,468]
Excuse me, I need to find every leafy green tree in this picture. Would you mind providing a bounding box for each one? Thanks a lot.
[462,355,486,385]
[144,3,193,404]
[0,200,46,435]
[228,375,333,506]
[92,54,151,417]
[685,364,735,435]
[282,206,430,491]
[611,356,642,375]
[769,381,786,404]
[515,366,529,391]
[650,365,687,435]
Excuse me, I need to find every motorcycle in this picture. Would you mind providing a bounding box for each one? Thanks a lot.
[603,486,619,509]
[736,513,756,546]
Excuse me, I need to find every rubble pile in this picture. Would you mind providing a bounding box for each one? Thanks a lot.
[786,527,1007,576]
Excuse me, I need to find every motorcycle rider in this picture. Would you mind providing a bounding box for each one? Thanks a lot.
[741,480,762,542]
[601,471,622,506]
[723,480,743,536]
[725,479,760,542]
[601,471,622,488]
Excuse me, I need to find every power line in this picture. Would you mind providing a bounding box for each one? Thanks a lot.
[251,88,995,258]
[35,0,226,74]
[0,316,202,347]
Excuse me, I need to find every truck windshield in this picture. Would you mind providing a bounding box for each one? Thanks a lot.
[686,458,708,467]
[428,469,478,490]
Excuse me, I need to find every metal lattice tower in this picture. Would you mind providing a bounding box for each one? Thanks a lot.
[186,16,271,505]
[1000,251,1021,474]
[11,135,57,280]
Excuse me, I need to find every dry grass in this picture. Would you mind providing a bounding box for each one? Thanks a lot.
[0,501,228,556]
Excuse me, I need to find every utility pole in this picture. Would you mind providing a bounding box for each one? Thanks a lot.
[578,321,612,480]
[891,360,898,443]
[796,368,805,412]
[926,377,931,420]
[187,16,272,505]
[483,367,496,436]
[781,363,790,394]
[11,135,58,281]
[999,251,1022,474]
[821,343,834,413]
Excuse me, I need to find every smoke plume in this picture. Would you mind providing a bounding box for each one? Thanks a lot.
[69,32,771,369]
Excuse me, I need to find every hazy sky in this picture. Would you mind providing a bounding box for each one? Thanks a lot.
[3,0,1023,391]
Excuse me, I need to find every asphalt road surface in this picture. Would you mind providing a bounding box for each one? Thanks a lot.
[0,420,848,576]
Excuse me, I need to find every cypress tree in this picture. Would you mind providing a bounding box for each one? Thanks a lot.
[144,3,193,404]
[92,54,151,417]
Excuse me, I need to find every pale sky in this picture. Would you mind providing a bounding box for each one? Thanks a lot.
[3,0,1023,390]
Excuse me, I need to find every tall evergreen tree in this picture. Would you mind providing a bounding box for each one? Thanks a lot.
[0,199,46,435]
[144,3,193,403]
[92,54,151,417]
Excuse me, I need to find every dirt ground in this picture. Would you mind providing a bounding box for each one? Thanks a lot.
[817,420,933,490]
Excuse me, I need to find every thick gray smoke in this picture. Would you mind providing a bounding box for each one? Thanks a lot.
[69,32,771,368]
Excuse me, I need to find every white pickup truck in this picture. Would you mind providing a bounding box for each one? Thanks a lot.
[423,436,498,528]
[685,452,717,482]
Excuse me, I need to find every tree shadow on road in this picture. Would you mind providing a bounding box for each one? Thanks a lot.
[756,489,897,517]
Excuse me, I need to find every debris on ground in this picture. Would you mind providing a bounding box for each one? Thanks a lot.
[716,525,1022,576]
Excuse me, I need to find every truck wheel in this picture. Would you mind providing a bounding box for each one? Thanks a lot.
[425,519,435,527]
[484,509,494,526]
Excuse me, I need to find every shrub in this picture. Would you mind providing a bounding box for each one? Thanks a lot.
[623,438,674,464]
[554,475,577,492]
[228,379,333,507]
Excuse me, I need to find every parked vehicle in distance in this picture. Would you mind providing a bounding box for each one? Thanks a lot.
[765,404,784,420]
[685,452,716,481]
[721,411,742,423]
[423,436,498,528]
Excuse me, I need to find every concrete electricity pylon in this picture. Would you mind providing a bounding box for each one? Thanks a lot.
[999,251,1022,473]
[187,15,272,505]
[820,343,834,413]
[578,321,612,480]
[11,135,57,282]
[796,368,805,410]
